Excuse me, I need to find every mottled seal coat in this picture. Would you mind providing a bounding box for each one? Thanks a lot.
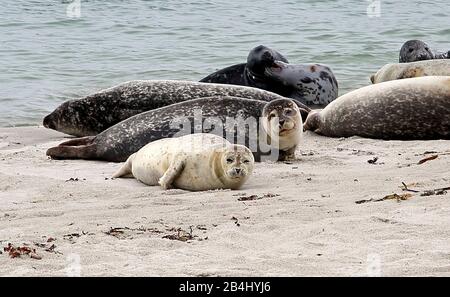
[399,40,449,63]
[46,96,304,162]
[304,76,450,140]
[266,61,338,107]
[199,45,289,93]
[371,60,450,84]
[43,80,310,137]
[112,134,254,191]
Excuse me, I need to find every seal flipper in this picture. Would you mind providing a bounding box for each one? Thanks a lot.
[46,136,96,160]
[112,154,136,178]
[434,50,450,59]
[158,158,185,190]
[278,146,297,162]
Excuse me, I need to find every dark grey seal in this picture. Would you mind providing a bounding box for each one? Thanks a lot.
[304,76,450,140]
[265,61,338,107]
[199,45,289,94]
[399,40,449,63]
[46,97,304,162]
[43,80,310,137]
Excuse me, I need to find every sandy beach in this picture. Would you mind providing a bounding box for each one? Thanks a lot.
[0,126,449,276]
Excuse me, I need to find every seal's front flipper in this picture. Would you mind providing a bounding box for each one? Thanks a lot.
[158,159,185,190]
[278,146,297,162]
[112,154,136,178]
[46,136,96,160]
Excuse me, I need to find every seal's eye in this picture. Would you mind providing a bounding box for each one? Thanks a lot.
[226,158,234,164]
[262,51,273,62]
[425,47,429,51]
[243,160,250,164]
[284,108,295,116]
[268,112,277,121]
[408,48,414,53]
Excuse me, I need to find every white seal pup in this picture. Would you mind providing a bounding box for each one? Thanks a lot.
[304,76,450,140]
[370,60,450,84]
[112,134,254,191]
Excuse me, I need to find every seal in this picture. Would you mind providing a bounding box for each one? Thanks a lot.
[43,80,310,137]
[304,76,450,140]
[46,96,304,162]
[399,40,449,63]
[370,60,450,84]
[199,45,301,97]
[112,133,254,191]
[265,61,338,107]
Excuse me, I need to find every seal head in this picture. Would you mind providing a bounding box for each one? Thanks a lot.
[215,144,254,189]
[245,45,288,81]
[399,40,434,63]
[261,99,303,160]
[43,99,110,137]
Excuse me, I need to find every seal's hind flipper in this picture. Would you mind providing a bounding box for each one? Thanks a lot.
[112,154,136,178]
[46,136,96,160]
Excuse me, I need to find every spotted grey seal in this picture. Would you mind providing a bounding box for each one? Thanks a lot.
[46,96,304,162]
[43,80,310,137]
[112,133,254,191]
[265,61,338,107]
[370,60,450,84]
[304,76,450,140]
[399,40,449,63]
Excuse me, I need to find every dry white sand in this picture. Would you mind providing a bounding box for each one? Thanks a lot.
[0,126,449,276]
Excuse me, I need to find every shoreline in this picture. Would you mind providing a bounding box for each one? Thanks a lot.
[1,127,449,276]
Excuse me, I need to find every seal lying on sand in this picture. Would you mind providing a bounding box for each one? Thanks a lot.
[370,60,450,84]
[399,40,449,63]
[304,76,450,140]
[112,133,254,191]
[46,97,303,162]
[266,61,338,107]
[43,80,310,137]
[200,45,290,93]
